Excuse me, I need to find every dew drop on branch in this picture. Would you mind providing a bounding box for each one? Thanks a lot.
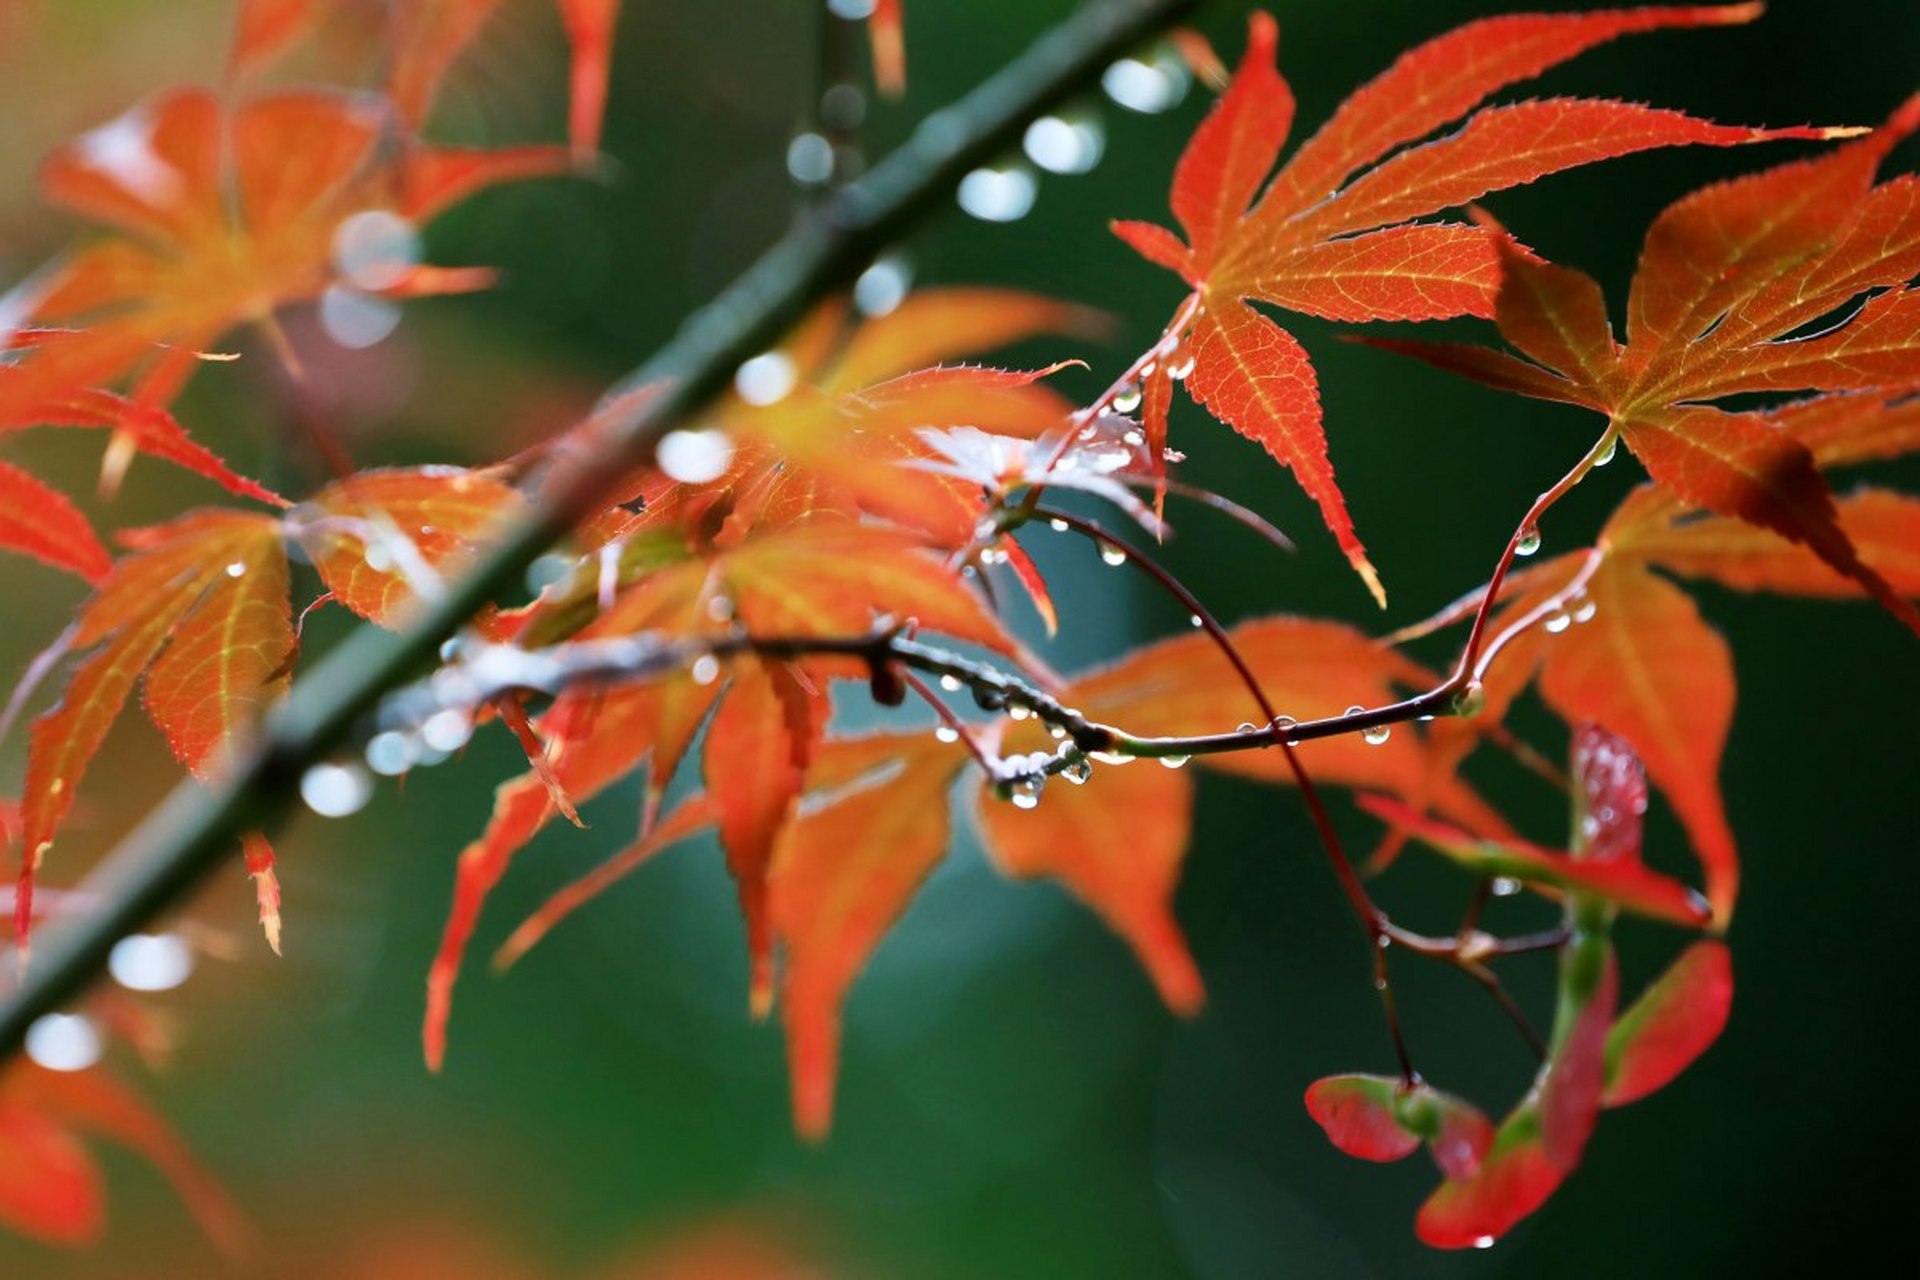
[854,253,912,316]
[1515,524,1542,557]
[1159,754,1189,769]
[365,730,420,776]
[786,131,834,186]
[301,761,374,818]
[109,933,194,992]
[957,164,1037,222]
[25,1014,100,1072]
[1101,50,1189,113]
[1098,540,1128,567]
[1023,114,1105,175]
[1111,380,1142,414]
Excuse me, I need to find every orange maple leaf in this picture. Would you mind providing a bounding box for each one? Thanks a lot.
[1113,5,1839,604]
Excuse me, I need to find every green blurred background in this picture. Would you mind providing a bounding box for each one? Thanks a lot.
[2,0,1917,1275]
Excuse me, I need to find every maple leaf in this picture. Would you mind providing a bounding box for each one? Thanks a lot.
[8,82,570,476]
[17,510,290,954]
[11,464,512,957]
[0,1061,245,1252]
[1375,95,1920,633]
[0,461,110,582]
[287,466,528,628]
[421,515,1023,1069]
[1113,5,1837,605]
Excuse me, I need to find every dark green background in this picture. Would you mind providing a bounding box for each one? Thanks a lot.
[2,1,1917,1275]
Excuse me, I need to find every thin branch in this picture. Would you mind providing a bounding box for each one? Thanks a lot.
[0,0,1204,1060]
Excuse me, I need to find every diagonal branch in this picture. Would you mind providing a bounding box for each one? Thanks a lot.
[0,0,1203,1061]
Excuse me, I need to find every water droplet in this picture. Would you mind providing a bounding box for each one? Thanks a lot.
[25,1014,101,1072]
[734,351,796,405]
[301,761,374,818]
[224,560,247,578]
[1022,114,1105,175]
[706,595,736,623]
[939,674,963,692]
[934,725,960,743]
[1515,524,1542,557]
[1111,380,1142,413]
[109,933,193,992]
[320,283,401,349]
[1474,1235,1496,1250]
[1090,750,1132,765]
[657,428,734,484]
[421,708,472,755]
[1008,777,1042,809]
[1544,611,1573,634]
[1345,704,1366,718]
[1007,704,1031,721]
[1063,755,1093,785]
[1048,518,1070,533]
[957,164,1037,222]
[690,654,722,686]
[1363,723,1391,746]
[1159,754,1189,769]
[1572,598,1598,624]
[786,131,835,186]
[1122,428,1144,447]
[1101,50,1189,114]
[973,684,1009,711]
[332,208,421,291]
[854,253,911,316]
[1189,614,1204,628]
[1593,435,1618,467]
[1164,339,1196,380]
[1491,876,1522,897]
[1451,682,1487,718]
[826,0,875,17]
[1236,722,1257,735]
[1270,714,1297,740]
[1098,541,1128,567]
[1049,724,1067,740]
[365,730,418,776]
